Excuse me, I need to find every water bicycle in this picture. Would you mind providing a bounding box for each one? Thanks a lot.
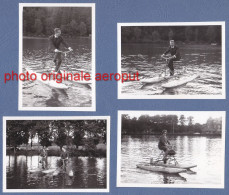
[25,50,91,89]
[141,56,199,88]
[29,156,56,174]
[29,157,73,176]
[56,50,92,85]
[137,149,197,174]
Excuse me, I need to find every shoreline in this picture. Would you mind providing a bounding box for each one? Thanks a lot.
[7,143,107,158]
[23,36,91,39]
[122,133,221,136]
[7,148,106,158]
[122,42,221,49]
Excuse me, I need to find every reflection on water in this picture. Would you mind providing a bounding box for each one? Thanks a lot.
[22,38,92,107]
[121,135,223,185]
[6,156,106,189]
[121,44,222,95]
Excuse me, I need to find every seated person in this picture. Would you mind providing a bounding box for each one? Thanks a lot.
[158,130,175,164]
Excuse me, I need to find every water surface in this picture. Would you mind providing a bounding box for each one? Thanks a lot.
[121,135,223,185]
[7,155,106,189]
[22,37,92,107]
[121,44,222,96]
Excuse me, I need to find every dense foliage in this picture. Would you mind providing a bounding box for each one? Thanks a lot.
[23,7,92,37]
[122,114,222,135]
[121,26,222,44]
[6,120,106,153]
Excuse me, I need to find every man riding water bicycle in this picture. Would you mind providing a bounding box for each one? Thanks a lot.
[49,28,73,73]
[60,147,69,170]
[161,40,181,76]
[158,129,175,164]
[40,146,48,169]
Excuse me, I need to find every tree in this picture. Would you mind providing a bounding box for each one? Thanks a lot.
[70,19,78,35]
[52,121,67,150]
[152,30,160,41]
[34,19,43,35]
[168,29,174,40]
[73,130,84,148]
[206,26,217,43]
[187,116,194,126]
[23,7,92,37]
[79,21,87,36]
[39,131,52,147]
[133,27,142,41]
[194,123,202,133]
[194,28,199,42]
[22,120,37,148]
[6,120,29,153]
[179,115,186,126]
[185,27,193,42]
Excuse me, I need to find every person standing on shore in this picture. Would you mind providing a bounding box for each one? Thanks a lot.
[49,28,73,73]
[161,40,181,76]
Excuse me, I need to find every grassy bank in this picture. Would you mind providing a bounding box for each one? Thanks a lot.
[23,36,91,39]
[7,144,107,158]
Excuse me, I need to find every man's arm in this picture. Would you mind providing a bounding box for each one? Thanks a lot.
[159,136,166,145]
[163,47,171,55]
[48,35,57,51]
[61,37,73,51]
[173,47,180,58]
[60,37,69,48]
[167,139,171,145]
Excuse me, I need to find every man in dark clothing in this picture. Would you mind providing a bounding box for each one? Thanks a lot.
[158,129,172,164]
[161,40,181,76]
[49,28,73,73]
[40,146,48,169]
[60,147,69,170]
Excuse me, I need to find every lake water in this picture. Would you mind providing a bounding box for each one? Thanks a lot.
[6,155,106,189]
[121,135,223,185]
[22,37,92,107]
[121,44,222,96]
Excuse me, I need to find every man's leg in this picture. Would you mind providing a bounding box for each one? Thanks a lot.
[54,53,62,73]
[168,59,174,76]
[42,157,45,169]
[163,148,169,164]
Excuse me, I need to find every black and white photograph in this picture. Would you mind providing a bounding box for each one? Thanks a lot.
[3,116,110,192]
[117,111,225,188]
[118,22,225,99]
[19,3,95,111]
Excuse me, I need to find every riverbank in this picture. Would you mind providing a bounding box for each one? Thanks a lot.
[23,35,91,39]
[122,133,221,136]
[7,143,107,157]
[122,41,221,50]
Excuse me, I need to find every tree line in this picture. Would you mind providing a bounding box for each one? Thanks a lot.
[23,7,92,37]
[7,120,106,153]
[121,26,222,44]
[122,114,222,135]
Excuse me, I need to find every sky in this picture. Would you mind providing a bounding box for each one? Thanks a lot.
[123,111,224,124]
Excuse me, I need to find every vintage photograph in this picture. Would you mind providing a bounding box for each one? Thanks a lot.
[118,22,225,99]
[117,111,225,188]
[19,3,95,111]
[3,116,110,192]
